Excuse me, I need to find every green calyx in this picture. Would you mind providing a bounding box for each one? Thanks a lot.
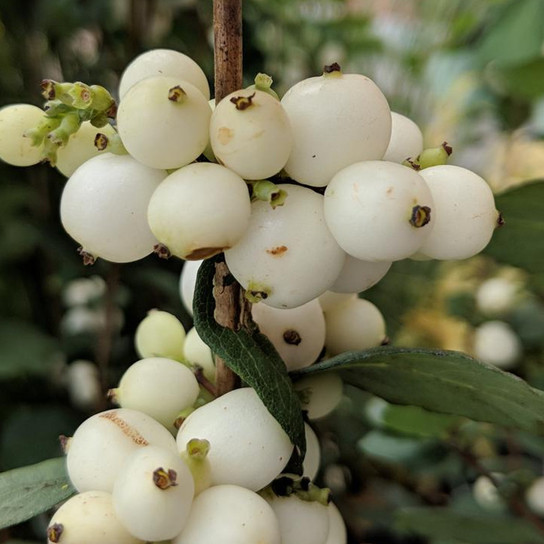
[248,180,288,208]
[261,475,331,506]
[180,438,212,495]
[246,73,279,100]
[29,79,118,165]
[404,141,453,170]
[245,282,271,303]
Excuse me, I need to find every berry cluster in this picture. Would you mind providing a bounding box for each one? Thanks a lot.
[0,46,503,544]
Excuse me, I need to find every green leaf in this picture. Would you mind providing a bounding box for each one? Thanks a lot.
[490,58,544,99]
[0,320,61,379]
[293,346,544,435]
[367,397,460,438]
[193,255,306,469]
[485,180,544,273]
[477,0,544,67]
[395,507,543,544]
[0,458,75,529]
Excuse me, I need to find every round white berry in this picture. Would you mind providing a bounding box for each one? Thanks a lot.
[179,260,203,316]
[324,160,434,262]
[281,68,391,187]
[119,48,210,100]
[147,162,251,260]
[303,423,321,481]
[173,485,281,544]
[473,320,522,369]
[210,89,293,179]
[382,112,424,164]
[294,373,344,420]
[225,184,346,309]
[183,327,215,383]
[176,388,293,491]
[135,310,186,361]
[329,256,391,294]
[417,165,499,260]
[60,153,165,263]
[251,299,326,371]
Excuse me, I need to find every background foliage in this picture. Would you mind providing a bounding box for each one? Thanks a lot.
[0,0,543,543]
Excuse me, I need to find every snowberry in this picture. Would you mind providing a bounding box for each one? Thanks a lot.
[66,408,177,492]
[112,445,195,541]
[176,387,293,491]
[324,160,434,262]
[473,474,505,512]
[526,477,544,516]
[210,89,293,179]
[382,112,424,164]
[47,491,143,544]
[134,310,186,361]
[324,296,386,355]
[225,184,346,309]
[281,65,391,187]
[416,165,499,260]
[183,327,215,382]
[303,423,321,481]
[147,162,251,260]
[179,259,203,316]
[117,76,211,169]
[173,484,281,544]
[265,493,330,544]
[251,299,326,371]
[64,360,101,410]
[318,291,352,313]
[294,373,344,420]
[119,48,210,100]
[60,153,165,263]
[329,256,391,294]
[0,104,44,166]
[56,121,116,177]
[110,357,199,432]
[325,502,348,544]
[475,277,521,316]
[473,320,522,370]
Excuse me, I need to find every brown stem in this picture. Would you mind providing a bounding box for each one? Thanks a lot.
[213,0,243,102]
[212,0,244,397]
[94,264,121,411]
[450,442,544,538]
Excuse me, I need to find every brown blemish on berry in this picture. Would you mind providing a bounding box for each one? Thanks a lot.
[230,93,255,110]
[497,211,505,228]
[99,411,149,446]
[266,245,288,256]
[217,127,234,145]
[47,523,64,543]
[185,246,225,260]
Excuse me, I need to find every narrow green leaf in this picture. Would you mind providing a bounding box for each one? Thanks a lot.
[0,458,75,529]
[490,58,544,99]
[293,346,544,435]
[193,255,306,469]
[395,507,543,543]
[485,180,544,274]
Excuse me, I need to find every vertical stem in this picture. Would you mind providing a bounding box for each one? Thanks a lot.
[213,0,244,396]
[214,0,243,102]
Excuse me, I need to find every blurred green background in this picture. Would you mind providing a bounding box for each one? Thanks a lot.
[0,0,544,542]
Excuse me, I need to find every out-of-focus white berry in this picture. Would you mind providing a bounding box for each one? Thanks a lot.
[526,477,544,516]
[65,360,101,410]
[265,494,330,544]
[473,474,505,512]
[304,423,321,481]
[294,373,343,420]
[134,310,186,361]
[473,320,522,369]
[62,276,106,307]
[475,277,521,316]
[324,297,386,355]
[183,327,215,382]
[382,112,424,164]
[176,388,293,491]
